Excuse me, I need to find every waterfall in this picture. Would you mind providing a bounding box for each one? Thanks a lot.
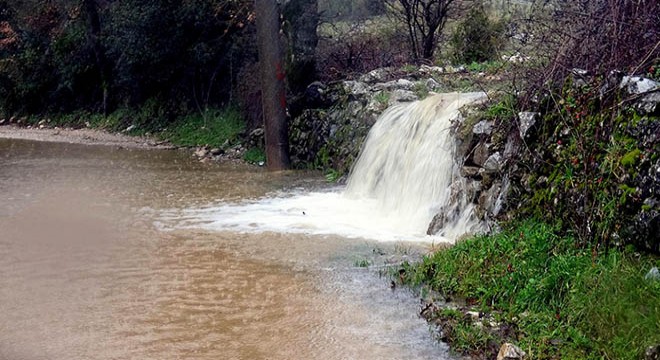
[167,92,487,242]
[344,92,487,238]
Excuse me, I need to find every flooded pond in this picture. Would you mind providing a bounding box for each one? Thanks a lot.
[0,138,451,359]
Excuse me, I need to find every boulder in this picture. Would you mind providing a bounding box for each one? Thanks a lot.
[518,112,539,139]
[374,79,415,92]
[636,92,660,115]
[483,152,503,172]
[497,343,526,360]
[388,90,418,105]
[194,147,209,158]
[419,64,445,74]
[646,344,660,360]
[473,142,490,167]
[426,212,447,235]
[620,76,660,95]
[473,120,494,135]
[360,67,394,84]
[426,78,441,91]
[343,80,369,96]
[645,267,660,281]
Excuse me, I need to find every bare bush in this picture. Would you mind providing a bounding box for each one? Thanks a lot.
[316,21,410,80]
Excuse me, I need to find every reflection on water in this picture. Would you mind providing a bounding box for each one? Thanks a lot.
[0,139,451,359]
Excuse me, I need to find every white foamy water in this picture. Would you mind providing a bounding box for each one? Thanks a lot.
[167,92,487,242]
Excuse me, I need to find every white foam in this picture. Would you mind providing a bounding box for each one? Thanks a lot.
[170,189,448,242]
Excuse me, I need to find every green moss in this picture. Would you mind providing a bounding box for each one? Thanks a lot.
[620,149,641,167]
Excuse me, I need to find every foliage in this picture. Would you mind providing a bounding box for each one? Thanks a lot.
[399,220,660,359]
[450,4,504,64]
[0,0,254,117]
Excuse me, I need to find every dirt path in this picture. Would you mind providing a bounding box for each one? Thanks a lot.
[0,125,174,149]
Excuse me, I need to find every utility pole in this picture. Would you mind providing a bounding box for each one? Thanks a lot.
[255,0,291,170]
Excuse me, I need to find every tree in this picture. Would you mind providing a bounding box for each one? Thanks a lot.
[255,0,291,170]
[283,0,319,93]
[387,0,457,61]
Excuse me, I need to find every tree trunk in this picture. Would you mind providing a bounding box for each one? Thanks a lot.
[82,0,111,114]
[255,0,291,170]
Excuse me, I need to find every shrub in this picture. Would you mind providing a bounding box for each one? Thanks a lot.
[450,4,505,64]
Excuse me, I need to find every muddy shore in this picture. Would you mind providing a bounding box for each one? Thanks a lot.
[0,124,174,149]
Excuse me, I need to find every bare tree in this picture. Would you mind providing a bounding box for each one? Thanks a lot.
[386,0,457,61]
[255,0,291,170]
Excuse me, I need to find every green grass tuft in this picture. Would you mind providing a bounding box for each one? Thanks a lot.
[243,147,266,164]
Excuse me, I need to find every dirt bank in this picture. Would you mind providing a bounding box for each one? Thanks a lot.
[0,124,174,149]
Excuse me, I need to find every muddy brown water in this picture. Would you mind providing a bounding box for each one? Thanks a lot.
[0,138,452,360]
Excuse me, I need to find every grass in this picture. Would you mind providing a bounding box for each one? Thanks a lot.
[162,107,245,148]
[243,147,266,164]
[399,220,660,359]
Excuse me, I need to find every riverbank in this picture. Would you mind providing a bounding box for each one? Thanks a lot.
[0,124,173,149]
[395,221,660,359]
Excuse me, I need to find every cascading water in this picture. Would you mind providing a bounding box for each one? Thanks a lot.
[167,92,487,242]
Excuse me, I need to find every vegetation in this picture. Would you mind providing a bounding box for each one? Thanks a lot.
[515,76,660,253]
[450,4,504,64]
[162,107,245,148]
[398,220,660,359]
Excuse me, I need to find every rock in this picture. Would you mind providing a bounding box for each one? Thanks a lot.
[250,127,264,137]
[304,81,330,107]
[343,80,369,96]
[359,68,393,84]
[502,53,530,63]
[472,142,490,167]
[426,78,441,91]
[518,112,539,138]
[419,64,444,74]
[194,147,209,158]
[636,92,660,115]
[426,212,447,235]
[388,89,418,105]
[620,76,660,95]
[461,166,481,178]
[374,79,415,92]
[646,344,660,360]
[484,152,503,172]
[571,68,591,87]
[124,124,135,132]
[497,343,526,360]
[645,267,660,281]
[473,120,494,135]
[0,119,5,125]
[209,148,223,156]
